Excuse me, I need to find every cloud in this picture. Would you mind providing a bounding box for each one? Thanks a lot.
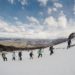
[0,18,50,39]
[0,19,34,38]
[38,0,58,6]
[8,0,15,4]
[48,7,57,14]
[52,8,57,11]
[58,13,67,28]
[44,11,67,29]
[43,10,75,38]
[52,0,58,2]
[0,14,75,39]
[18,0,28,6]
[0,19,30,34]
[48,8,52,14]
[73,4,75,15]
[8,0,28,5]
[13,17,19,20]
[0,0,74,39]
[0,19,20,33]
[33,31,51,39]
[44,16,57,27]
[54,2,63,8]
[27,16,40,25]
[0,18,43,38]
[47,2,63,14]
[38,0,48,6]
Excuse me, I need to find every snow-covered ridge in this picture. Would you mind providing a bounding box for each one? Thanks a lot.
[0,40,75,75]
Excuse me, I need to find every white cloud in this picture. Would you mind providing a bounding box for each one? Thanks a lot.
[48,7,57,14]
[0,19,29,34]
[54,2,63,8]
[52,8,57,11]
[0,19,34,38]
[44,12,68,29]
[48,8,52,14]
[73,4,75,15]
[18,0,28,6]
[52,0,58,2]
[0,17,75,39]
[34,31,51,39]
[44,16,57,27]
[0,14,75,39]
[0,20,20,33]
[38,0,48,6]
[13,17,18,20]
[0,20,10,32]
[8,0,28,5]
[58,14,67,28]
[38,0,58,6]
[47,2,63,14]
[0,19,44,38]
[27,16,40,25]
[43,11,75,38]
[8,0,15,4]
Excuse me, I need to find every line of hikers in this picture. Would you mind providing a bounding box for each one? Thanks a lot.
[1,34,73,61]
[1,48,47,61]
[1,49,43,61]
[1,51,22,61]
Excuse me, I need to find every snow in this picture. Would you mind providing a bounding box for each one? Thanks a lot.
[0,41,75,75]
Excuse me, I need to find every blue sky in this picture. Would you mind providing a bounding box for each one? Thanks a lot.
[0,0,75,38]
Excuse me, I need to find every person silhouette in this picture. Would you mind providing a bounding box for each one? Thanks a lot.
[12,52,16,61]
[2,53,7,61]
[18,51,22,60]
[38,48,42,58]
[49,46,54,55]
[67,39,71,49]
[29,51,33,59]
[67,33,74,49]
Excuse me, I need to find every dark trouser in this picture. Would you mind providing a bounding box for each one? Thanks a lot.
[50,50,54,55]
[19,56,22,60]
[12,57,15,61]
[30,55,33,59]
[67,39,71,49]
[67,45,70,49]
[3,57,7,61]
[67,42,71,49]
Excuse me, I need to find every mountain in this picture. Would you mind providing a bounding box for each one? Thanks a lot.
[0,40,75,75]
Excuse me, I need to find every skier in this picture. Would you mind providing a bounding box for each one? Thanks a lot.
[49,46,54,55]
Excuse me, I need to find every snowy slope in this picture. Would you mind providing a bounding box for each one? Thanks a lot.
[0,41,75,75]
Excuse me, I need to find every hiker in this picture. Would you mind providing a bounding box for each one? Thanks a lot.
[38,48,42,58]
[67,39,71,49]
[29,51,33,59]
[49,46,54,55]
[67,33,74,49]
[18,51,22,60]
[12,52,16,61]
[2,53,7,61]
